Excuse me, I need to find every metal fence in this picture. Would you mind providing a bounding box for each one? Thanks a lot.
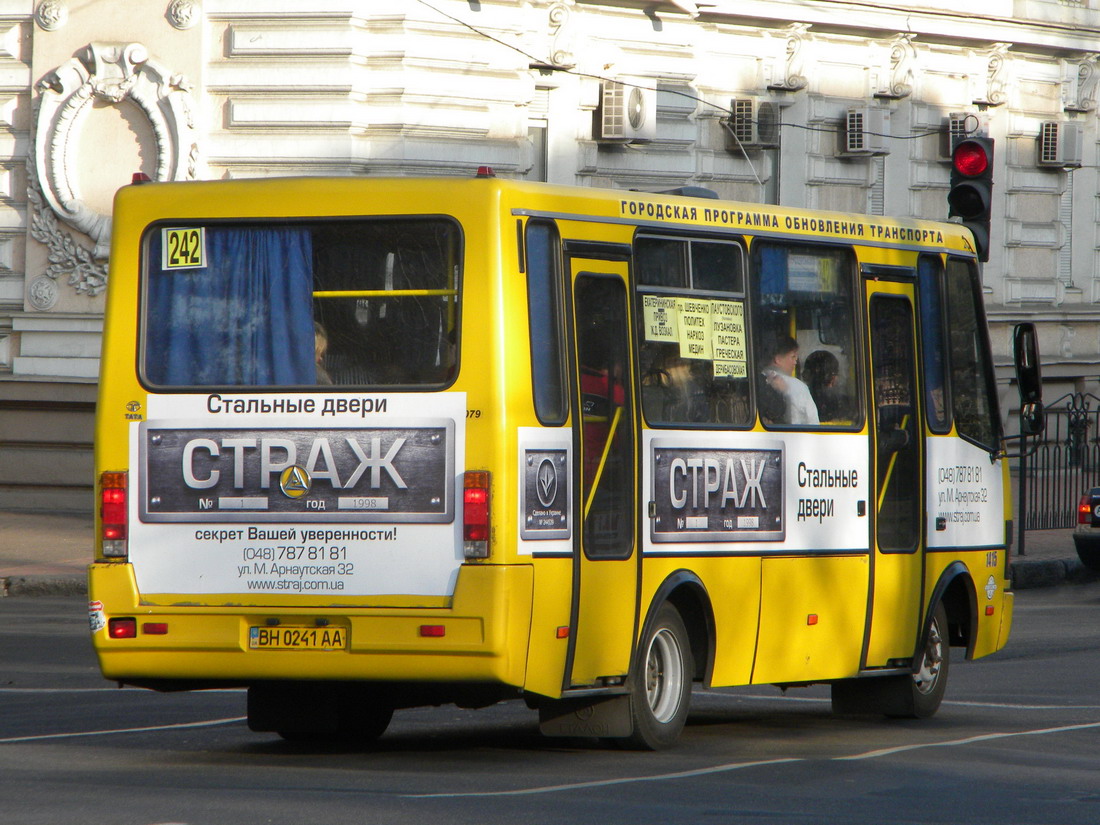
[1019,392,1100,531]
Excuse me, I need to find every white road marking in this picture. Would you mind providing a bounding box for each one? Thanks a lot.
[0,717,246,744]
[835,720,1100,761]
[405,720,1100,798]
[408,758,805,798]
[0,688,243,694]
[693,692,1100,711]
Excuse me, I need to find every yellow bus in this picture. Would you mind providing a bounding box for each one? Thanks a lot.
[90,173,1038,749]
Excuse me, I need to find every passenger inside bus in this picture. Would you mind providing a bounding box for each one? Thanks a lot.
[313,322,332,385]
[641,345,708,423]
[759,334,819,425]
[802,349,853,423]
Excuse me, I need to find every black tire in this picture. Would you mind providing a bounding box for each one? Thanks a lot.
[1074,536,1100,572]
[624,603,693,750]
[831,601,949,719]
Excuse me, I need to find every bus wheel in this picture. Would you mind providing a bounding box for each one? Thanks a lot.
[900,601,950,719]
[831,601,950,719]
[625,603,693,750]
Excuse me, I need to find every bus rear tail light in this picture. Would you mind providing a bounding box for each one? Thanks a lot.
[1078,494,1093,525]
[108,617,137,639]
[100,471,129,558]
[463,471,491,559]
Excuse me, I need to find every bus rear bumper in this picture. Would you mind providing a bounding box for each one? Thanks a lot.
[88,562,533,689]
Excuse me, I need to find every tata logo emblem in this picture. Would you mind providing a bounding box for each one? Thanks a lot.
[279,465,312,499]
[536,458,558,508]
[125,400,142,413]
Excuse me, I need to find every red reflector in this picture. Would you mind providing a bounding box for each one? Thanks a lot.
[807,614,819,626]
[556,626,570,639]
[475,165,495,177]
[985,606,995,617]
[953,141,989,177]
[142,622,169,635]
[419,625,446,637]
[108,617,137,639]
[132,171,151,184]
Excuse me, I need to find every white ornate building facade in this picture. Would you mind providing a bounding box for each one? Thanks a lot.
[1,0,1098,510]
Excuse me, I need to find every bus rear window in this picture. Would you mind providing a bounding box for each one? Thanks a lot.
[142,219,461,389]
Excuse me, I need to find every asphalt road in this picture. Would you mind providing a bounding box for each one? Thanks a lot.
[2,588,1100,825]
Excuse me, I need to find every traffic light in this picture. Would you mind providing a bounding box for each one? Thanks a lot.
[948,136,994,262]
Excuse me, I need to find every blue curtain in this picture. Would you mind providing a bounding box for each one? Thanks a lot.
[145,227,315,386]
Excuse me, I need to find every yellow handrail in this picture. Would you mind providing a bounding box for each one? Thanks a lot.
[312,289,457,298]
[584,405,622,519]
[876,413,910,513]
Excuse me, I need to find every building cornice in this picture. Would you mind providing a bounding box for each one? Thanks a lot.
[581,0,1100,54]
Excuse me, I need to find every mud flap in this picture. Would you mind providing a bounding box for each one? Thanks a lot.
[538,694,632,739]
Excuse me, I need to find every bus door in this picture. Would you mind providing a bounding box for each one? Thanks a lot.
[864,284,924,667]
[566,261,639,688]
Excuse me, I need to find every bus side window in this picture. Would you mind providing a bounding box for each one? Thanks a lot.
[750,242,860,429]
[917,254,950,433]
[525,220,567,425]
[943,257,1001,450]
[635,234,751,429]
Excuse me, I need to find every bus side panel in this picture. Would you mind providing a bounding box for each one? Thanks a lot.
[751,555,869,684]
[924,437,1012,660]
[641,556,762,688]
[522,558,573,698]
[923,550,1012,661]
[924,438,1006,555]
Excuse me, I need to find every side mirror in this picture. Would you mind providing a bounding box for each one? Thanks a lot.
[1019,401,1045,436]
[1013,323,1044,435]
[1013,323,1042,405]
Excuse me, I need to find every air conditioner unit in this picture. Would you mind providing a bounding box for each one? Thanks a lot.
[725,98,780,150]
[597,80,656,143]
[839,106,888,156]
[940,112,985,159]
[1037,121,1083,168]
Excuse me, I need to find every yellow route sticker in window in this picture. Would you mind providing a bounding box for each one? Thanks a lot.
[162,227,206,270]
[675,296,712,360]
[642,294,678,342]
[711,299,747,377]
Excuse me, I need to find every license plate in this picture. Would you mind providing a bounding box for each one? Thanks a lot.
[249,626,347,650]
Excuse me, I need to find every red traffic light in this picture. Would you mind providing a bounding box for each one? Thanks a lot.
[952,140,989,177]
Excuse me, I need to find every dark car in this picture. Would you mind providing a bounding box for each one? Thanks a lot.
[1074,488,1100,571]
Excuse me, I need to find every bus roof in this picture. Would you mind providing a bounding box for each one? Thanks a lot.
[112,175,978,258]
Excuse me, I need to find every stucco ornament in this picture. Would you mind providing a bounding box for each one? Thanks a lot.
[1065,56,1099,113]
[548,1,576,68]
[768,23,810,92]
[27,276,59,311]
[34,0,67,31]
[167,0,199,31]
[973,43,1010,107]
[29,42,199,296]
[877,34,916,100]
